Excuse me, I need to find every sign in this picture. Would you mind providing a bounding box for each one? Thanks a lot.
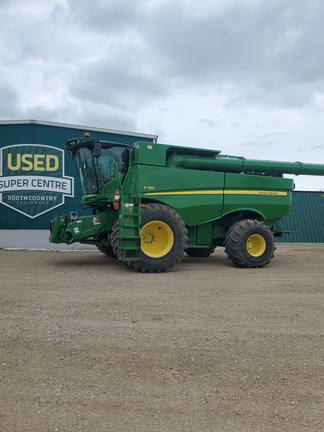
[0,144,74,219]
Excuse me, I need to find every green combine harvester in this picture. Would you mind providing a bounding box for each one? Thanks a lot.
[49,134,324,272]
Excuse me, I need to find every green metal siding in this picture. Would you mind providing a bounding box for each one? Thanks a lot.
[277,191,324,243]
[0,121,156,230]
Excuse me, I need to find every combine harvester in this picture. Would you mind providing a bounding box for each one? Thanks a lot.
[49,134,324,271]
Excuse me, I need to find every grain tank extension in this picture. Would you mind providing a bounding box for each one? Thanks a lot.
[49,135,324,271]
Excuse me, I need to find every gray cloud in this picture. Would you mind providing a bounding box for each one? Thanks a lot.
[0,84,21,118]
[67,0,140,32]
[69,61,167,110]
[3,0,324,112]
[59,0,324,112]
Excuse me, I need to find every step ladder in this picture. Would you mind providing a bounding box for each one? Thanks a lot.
[118,201,141,262]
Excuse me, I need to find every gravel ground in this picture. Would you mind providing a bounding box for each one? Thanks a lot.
[1,244,324,432]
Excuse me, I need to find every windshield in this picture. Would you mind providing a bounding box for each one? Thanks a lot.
[75,145,128,195]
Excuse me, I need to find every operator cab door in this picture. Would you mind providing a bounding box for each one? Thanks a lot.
[75,145,129,196]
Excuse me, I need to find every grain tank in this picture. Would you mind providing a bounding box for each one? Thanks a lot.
[49,135,324,271]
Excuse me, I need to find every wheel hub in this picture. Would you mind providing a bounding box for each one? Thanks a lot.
[246,234,266,257]
[140,220,174,258]
[142,231,155,245]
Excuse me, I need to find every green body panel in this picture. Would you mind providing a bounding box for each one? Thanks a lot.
[186,223,217,249]
[130,165,225,226]
[131,141,168,166]
[222,172,293,225]
[49,135,324,253]
[122,165,293,227]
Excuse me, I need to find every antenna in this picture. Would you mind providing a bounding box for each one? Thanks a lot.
[92,119,100,130]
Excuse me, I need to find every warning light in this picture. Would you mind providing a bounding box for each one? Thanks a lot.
[84,132,90,137]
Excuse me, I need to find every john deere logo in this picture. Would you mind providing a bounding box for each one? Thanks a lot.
[0,144,74,219]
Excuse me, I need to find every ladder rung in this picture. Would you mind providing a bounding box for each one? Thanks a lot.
[122,223,139,228]
[122,212,139,217]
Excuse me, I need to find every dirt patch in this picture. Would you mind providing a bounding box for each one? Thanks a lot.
[1,244,323,431]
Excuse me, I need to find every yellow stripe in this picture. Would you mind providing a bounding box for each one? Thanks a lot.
[145,191,222,196]
[225,190,287,196]
[144,190,287,197]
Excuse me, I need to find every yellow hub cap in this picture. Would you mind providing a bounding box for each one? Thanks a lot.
[141,220,174,258]
[246,234,266,257]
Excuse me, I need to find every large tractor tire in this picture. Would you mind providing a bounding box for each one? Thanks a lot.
[185,246,215,257]
[96,244,117,258]
[96,230,117,258]
[111,219,121,259]
[224,219,275,268]
[113,203,188,273]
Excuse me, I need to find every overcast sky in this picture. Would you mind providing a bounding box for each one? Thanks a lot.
[1,0,324,190]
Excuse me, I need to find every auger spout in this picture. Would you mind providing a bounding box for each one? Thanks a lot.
[167,154,324,176]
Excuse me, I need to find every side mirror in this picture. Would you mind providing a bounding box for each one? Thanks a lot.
[93,141,102,158]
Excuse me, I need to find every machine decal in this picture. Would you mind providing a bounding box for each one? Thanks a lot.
[93,216,101,225]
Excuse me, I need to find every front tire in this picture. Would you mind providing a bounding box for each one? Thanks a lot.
[96,244,117,258]
[96,231,117,258]
[224,219,275,268]
[131,203,188,272]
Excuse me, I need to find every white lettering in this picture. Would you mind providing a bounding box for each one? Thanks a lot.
[0,176,72,195]
[7,195,58,202]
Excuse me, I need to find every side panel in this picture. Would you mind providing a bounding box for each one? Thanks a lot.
[223,173,293,224]
[131,166,225,226]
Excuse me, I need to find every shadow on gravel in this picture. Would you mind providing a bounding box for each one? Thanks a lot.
[49,249,238,272]
[49,251,122,268]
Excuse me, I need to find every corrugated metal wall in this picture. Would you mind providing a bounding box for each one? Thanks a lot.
[277,191,324,243]
[0,121,156,230]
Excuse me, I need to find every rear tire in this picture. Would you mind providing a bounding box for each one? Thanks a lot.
[130,203,188,273]
[224,219,275,268]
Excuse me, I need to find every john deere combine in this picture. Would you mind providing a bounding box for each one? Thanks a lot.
[49,134,324,271]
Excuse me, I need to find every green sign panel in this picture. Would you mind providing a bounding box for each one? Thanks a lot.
[0,144,74,219]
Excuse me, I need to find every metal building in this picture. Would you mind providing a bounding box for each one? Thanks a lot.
[0,120,157,249]
[277,191,324,243]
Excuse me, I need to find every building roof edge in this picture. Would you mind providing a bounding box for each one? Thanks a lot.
[0,119,158,141]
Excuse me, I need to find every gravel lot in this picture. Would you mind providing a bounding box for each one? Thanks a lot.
[1,244,323,432]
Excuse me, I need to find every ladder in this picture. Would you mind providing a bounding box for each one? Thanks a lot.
[118,201,141,262]
[118,167,141,262]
